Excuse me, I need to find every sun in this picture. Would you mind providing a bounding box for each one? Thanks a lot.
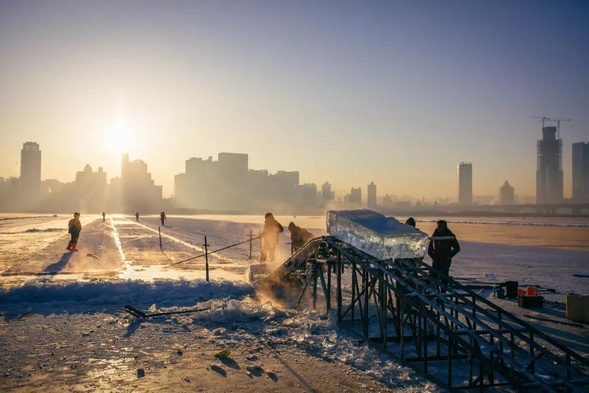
[106,120,135,156]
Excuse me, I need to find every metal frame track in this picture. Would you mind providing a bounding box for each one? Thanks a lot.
[262,236,589,392]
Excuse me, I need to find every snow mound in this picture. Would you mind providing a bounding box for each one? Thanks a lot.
[0,279,254,314]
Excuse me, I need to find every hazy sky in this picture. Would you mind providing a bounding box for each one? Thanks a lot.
[1,0,588,199]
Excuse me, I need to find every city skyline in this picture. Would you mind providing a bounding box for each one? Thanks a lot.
[1,1,588,199]
[2,134,588,211]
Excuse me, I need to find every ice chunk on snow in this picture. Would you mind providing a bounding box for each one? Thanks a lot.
[326,210,429,260]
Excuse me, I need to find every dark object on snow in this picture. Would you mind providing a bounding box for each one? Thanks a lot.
[137,368,145,378]
[258,213,283,263]
[504,281,519,299]
[518,295,544,309]
[160,211,166,226]
[405,217,416,228]
[135,212,139,222]
[288,222,314,252]
[102,212,105,222]
[124,305,210,318]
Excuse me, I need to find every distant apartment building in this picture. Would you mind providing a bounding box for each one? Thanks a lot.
[295,183,318,208]
[20,142,42,198]
[344,187,362,207]
[173,152,321,212]
[367,182,377,209]
[76,165,107,192]
[457,162,473,205]
[572,142,589,202]
[536,127,563,204]
[112,154,162,211]
[499,181,515,205]
[382,194,394,208]
[321,182,334,205]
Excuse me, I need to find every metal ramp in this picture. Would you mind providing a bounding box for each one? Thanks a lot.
[260,236,589,392]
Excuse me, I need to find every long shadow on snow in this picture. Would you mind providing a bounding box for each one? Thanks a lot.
[42,252,74,273]
[0,279,254,316]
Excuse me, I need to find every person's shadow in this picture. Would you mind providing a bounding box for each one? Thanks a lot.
[43,252,74,274]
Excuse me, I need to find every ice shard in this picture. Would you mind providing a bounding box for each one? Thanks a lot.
[326,210,429,260]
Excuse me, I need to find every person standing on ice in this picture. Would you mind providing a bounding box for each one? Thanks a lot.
[135,212,139,222]
[288,222,314,253]
[67,212,82,252]
[428,220,460,286]
[102,212,106,222]
[258,213,283,262]
[160,211,166,226]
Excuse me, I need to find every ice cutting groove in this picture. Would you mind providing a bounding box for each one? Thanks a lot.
[110,218,131,276]
[120,218,234,263]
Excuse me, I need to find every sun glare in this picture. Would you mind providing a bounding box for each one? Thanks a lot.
[106,120,134,155]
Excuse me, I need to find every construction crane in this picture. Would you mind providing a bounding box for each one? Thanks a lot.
[531,115,553,128]
[554,117,571,140]
[531,116,571,140]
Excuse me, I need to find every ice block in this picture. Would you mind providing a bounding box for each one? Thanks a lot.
[326,210,429,260]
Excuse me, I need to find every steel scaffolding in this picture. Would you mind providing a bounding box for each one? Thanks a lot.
[262,236,589,392]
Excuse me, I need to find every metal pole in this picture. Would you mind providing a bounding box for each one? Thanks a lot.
[337,251,342,321]
[312,260,318,311]
[248,230,253,260]
[159,226,162,251]
[204,236,209,282]
[258,230,262,260]
[327,261,332,311]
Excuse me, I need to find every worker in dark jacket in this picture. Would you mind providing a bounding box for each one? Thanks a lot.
[67,212,82,252]
[288,222,314,253]
[258,213,283,262]
[428,220,460,285]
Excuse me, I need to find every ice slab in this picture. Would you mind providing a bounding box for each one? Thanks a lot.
[326,210,429,260]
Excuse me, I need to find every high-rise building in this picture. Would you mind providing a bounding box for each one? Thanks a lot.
[75,165,107,211]
[295,183,318,207]
[321,182,334,205]
[572,142,589,202]
[536,127,563,204]
[350,187,361,204]
[457,162,473,205]
[499,181,515,205]
[367,182,377,209]
[118,154,162,211]
[20,142,41,197]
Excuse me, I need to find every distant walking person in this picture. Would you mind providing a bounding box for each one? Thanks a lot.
[258,213,283,262]
[67,212,82,252]
[135,212,139,222]
[288,222,314,253]
[428,220,460,288]
[160,211,166,226]
[102,212,106,222]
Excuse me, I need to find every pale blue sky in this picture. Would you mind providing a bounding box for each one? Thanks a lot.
[1,0,587,199]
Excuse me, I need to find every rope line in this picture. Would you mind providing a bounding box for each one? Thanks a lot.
[170,238,253,266]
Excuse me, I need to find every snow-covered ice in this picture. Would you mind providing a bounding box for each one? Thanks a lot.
[0,213,588,391]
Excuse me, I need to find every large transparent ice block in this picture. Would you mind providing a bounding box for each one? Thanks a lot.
[326,210,429,260]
